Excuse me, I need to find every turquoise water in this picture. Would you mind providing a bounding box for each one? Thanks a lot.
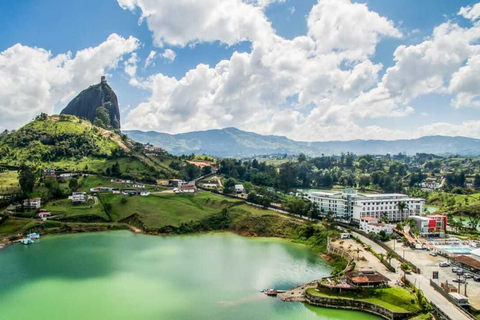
[0,231,379,320]
[437,246,472,254]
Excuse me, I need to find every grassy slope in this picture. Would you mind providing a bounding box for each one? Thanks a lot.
[43,199,109,220]
[0,171,20,195]
[100,192,240,229]
[306,287,421,313]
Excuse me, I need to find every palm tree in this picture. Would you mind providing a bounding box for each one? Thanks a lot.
[397,201,407,220]
[386,251,394,264]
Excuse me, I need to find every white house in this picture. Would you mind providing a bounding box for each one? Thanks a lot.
[235,184,244,193]
[178,183,197,193]
[23,198,41,209]
[359,217,393,235]
[69,192,87,204]
[38,212,51,220]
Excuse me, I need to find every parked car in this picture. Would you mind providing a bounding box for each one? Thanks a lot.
[452,267,464,274]
[439,262,450,267]
[464,273,473,279]
[430,252,438,257]
[453,278,466,284]
[473,276,480,282]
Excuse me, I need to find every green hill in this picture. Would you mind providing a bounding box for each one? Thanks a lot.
[0,114,177,180]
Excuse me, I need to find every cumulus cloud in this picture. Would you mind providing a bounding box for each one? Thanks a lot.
[117,0,276,47]
[124,52,139,77]
[160,49,176,63]
[0,33,139,130]
[459,2,480,21]
[121,0,480,141]
[123,0,404,140]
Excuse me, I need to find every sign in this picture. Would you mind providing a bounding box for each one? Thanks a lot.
[433,271,439,279]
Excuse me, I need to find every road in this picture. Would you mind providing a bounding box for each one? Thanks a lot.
[351,231,472,320]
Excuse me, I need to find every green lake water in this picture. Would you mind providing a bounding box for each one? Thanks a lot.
[0,232,379,320]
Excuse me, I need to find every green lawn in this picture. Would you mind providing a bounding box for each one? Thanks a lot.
[43,198,109,220]
[0,171,20,195]
[100,191,241,229]
[0,218,37,236]
[306,287,421,313]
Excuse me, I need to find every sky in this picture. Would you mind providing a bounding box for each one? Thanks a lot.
[2,0,480,142]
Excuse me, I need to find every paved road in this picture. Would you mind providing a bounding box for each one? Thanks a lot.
[351,231,472,320]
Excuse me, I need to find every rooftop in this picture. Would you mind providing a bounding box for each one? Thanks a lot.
[345,270,389,284]
[453,255,480,271]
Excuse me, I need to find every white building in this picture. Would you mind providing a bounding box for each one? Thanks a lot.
[308,189,424,222]
[23,198,41,209]
[69,192,87,204]
[235,184,244,193]
[359,217,393,234]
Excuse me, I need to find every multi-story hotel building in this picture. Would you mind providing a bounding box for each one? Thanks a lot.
[307,189,424,222]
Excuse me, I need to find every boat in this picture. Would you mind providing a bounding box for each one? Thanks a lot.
[265,288,278,297]
[20,238,34,245]
[27,233,40,239]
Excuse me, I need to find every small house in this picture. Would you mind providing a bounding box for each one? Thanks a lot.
[178,183,197,193]
[69,192,87,204]
[235,184,244,194]
[38,212,51,220]
[345,270,389,288]
[140,191,150,197]
[43,168,56,178]
[23,198,41,209]
[169,179,185,187]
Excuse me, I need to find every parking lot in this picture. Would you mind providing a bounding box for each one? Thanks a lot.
[386,239,480,309]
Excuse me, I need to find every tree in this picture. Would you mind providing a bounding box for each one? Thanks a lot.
[397,201,407,220]
[297,153,307,163]
[223,178,236,194]
[474,174,480,189]
[69,178,78,192]
[93,106,111,129]
[278,162,297,192]
[18,164,36,195]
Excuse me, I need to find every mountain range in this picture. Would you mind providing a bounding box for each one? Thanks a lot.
[124,127,480,157]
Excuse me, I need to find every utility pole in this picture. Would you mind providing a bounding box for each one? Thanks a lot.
[457,274,461,293]
[465,281,468,297]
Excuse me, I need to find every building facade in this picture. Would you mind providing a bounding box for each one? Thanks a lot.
[308,189,424,222]
[411,215,447,237]
[359,217,393,234]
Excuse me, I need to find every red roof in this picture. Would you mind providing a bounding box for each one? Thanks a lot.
[38,212,51,216]
[361,217,379,221]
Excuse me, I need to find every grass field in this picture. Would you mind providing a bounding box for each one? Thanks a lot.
[307,287,421,313]
[43,198,109,220]
[100,191,241,229]
[0,218,37,236]
[0,171,20,195]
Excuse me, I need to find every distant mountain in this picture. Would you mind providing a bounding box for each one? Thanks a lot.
[61,76,121,129]
[124,128,480,157]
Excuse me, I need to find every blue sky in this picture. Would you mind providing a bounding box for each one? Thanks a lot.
[1,0,480,141]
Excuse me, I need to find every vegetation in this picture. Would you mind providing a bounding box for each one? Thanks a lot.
[307,287,422,313]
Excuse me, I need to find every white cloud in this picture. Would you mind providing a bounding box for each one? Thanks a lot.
[161,49,176,63]
[124,52,139,77]
[459,2,480,21]
[0,34,139,130]
[289,6,295,14]
[144,50,156,68]
[121,0,480,141]
[307,0,401,60]
[117,0,276,47]
[123,0,403,140]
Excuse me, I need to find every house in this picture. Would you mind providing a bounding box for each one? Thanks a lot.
[235,184,244,194]
[169,179,185,187]
[345,270,389,288]
[69,192,87,204]
[23,198,41,209]
[178,183,197,193]
[38,212,51,220]
[359,217,393,235]
[140,191,150,197]
[340,233,351,239]
[59,173,77,179]
[43,168,56,178]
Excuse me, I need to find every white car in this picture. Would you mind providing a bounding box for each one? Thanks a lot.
[439,262,450,267]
